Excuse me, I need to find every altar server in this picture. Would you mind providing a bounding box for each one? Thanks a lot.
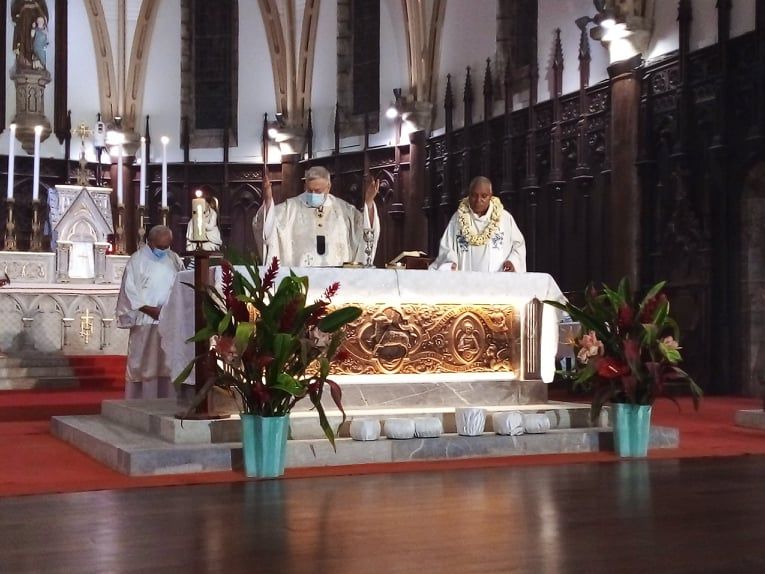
[431,176,526,273]
[253,166,380,267]
[117,225,184,399]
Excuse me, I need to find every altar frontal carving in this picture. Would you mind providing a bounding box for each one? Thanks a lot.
[333,303,520,375]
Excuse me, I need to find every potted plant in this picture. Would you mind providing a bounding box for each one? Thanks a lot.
[175,255,361,478]
[545,278,702,457]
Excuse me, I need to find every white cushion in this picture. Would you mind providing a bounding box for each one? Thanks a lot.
[455,407,486,436]
[383,418,416,439]
[522,413,551,434]
[414,417,443,438]
[350,418,381,441]
[492,411,525,436]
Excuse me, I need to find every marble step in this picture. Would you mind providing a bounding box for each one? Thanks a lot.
[734,409,765,430]
[98,399,597,444]
[0,356,73,368]
[51,412,680,477]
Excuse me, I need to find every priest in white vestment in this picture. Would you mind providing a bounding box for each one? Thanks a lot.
[116,225,185,399]
[431,176,526,272]
[253,166,380,267]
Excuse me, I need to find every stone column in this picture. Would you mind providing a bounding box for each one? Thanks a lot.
[55,242,72,282]
[606,55,643,286]
[94,243,109,283]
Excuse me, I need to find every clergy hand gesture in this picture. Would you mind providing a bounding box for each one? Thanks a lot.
[502,261,516,272]
[364,176,380,207]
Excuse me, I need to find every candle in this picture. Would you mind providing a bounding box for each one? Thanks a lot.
[191,190,207,242]
[32,125,42,201]
[139,136,147,206]
[161,136,169,208]
[7,124,16,199]
[117,144,124,204]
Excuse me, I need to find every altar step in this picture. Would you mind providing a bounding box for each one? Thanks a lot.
[51,399,680,476]
[0,354,126,391]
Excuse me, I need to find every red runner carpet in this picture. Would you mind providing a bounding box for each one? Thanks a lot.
[0,386,763,498]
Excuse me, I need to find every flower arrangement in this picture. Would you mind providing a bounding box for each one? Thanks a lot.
[545,278,702,421]
[457,196,502,246]
[175,255,361,447]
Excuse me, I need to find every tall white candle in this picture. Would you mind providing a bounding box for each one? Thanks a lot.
[116,143,124,204]
[191,190,207,242]
[139,136,147,206]
[161,136,169,208]
[7,124,16,199]
[32,125,42,201]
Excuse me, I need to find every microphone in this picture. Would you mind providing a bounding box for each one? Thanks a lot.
[316,235,326,255]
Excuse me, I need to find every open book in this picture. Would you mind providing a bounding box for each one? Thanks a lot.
[388,251,428,265]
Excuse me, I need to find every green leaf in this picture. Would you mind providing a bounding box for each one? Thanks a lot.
[653,299,669,327]
[218,311,232,335]
[186,325,217,343]
[272,372,304,396]
[319,306,362,333]
[234,322,254,354]
[172,357,198,387]
[639,280,667,309]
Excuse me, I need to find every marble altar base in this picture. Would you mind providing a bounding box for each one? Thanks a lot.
[0,253,130,356]
[51,399,680,476]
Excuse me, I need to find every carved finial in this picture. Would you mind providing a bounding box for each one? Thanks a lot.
[578,22,591,61]
[678,0,692,23]
[444,74,454,111]
[553,29,564,71]
[483,58,493,100]
[464,67,473,104]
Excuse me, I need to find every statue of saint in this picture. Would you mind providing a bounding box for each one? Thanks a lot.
[12,0,49,70]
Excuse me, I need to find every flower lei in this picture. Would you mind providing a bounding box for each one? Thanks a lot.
[457,196,502,246]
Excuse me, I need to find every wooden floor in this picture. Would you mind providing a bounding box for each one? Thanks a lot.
[1,456,764,573]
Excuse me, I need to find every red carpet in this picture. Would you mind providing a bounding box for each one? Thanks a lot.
[0,377,763,497]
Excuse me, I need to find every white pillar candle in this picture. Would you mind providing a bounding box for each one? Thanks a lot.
[7,124,16,199]
[139,136,147,206]
[161,136,169,208]
[117,144,124,204]
[32,125,42,201]
[191,190,207,242]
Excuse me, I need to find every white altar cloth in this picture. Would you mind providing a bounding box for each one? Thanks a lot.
[159,268,565,385]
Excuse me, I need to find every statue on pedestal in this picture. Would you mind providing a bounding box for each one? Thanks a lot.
[10,0,52,153]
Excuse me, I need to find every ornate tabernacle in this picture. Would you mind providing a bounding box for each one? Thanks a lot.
[335,303,520,375]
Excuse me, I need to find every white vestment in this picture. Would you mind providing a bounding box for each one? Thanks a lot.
[116,245,185,399]
[253,192,380,267]
[431,202,526,272]
[185,208,222,252]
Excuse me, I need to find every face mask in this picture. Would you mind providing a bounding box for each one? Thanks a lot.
[152,247,169,259]
[306,192,326,208]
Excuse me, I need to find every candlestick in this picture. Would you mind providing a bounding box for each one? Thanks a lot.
[137,204,146,245]
[7,124,16,199]
[139,136,147,206]
[30,199,43,251]
[32,125,42,201]
[4,197,17,251]
[161,205,168,227]
[115,204,126,255]
[117,144,124,204]
[161,136,169,208]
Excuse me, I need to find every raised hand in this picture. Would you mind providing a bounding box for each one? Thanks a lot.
[364,176,380,206]
[502,261,515,272]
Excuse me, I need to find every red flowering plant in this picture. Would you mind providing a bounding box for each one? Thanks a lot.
[545,278,702,422]
[174,255,361,447]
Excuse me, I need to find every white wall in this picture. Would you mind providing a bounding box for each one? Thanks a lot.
[434,0,496,131]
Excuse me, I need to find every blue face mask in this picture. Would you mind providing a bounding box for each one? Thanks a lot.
[306,192,326,208]
[152,247,169,259]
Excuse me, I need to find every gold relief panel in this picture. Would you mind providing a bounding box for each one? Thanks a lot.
[333,303,520,375]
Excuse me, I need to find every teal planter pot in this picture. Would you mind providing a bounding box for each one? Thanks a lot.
[612,403,652,458]
[241,414,290,478]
